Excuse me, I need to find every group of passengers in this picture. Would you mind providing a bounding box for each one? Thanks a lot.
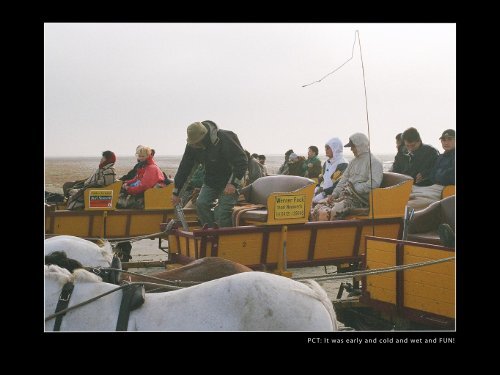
[53,122,455,229]
[390,127,455,210]
[276,147,323,179]
[274,126,455,221]
[61,145,170,210]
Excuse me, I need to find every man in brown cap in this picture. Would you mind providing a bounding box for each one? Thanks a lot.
[431,129,455,185]
[171,121,248,227]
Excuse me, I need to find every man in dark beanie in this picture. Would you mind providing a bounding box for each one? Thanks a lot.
[399,127,439,186]
[66,150,117,210]
[171,120,247,227]
[278,149,294,175]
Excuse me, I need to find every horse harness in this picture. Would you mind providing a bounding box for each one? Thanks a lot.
[53,282,74,331]
[52,282,145,331]
[85,255,123,284]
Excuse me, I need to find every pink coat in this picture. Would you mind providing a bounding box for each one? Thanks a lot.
[125,157,165,195]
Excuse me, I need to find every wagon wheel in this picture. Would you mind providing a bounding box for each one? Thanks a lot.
[114,241,133,262]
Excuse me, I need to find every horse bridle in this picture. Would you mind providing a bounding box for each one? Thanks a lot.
[85,255,122,284]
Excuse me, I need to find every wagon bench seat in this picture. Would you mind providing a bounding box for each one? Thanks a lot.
[235,175,316,225]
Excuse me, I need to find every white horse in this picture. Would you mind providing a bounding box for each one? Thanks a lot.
[45,235,112,267]
[45,265,338,331]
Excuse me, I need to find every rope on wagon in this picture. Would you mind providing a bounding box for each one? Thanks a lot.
[85,267,201,287]
[292,256,455,282]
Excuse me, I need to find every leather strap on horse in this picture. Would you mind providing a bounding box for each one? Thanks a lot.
[116,284,145,331]
[53,282,74,331]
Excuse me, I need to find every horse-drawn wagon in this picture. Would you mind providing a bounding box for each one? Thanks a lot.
[45,172,456,330]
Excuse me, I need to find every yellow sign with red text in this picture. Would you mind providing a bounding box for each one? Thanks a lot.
[88,190,113,209]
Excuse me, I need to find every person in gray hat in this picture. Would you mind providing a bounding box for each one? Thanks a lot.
[171,120,248,227]
[311,133,383,221]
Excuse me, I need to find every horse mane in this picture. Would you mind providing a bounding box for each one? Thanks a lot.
[299,279,338,330]
[45,265,73,285]
[73,268,103,283]
[45,251,84,272]
[45,264,102,285]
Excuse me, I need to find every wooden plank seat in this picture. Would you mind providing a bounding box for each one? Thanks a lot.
[143,183,175,210]
[235,175,316,225]
[348,172,414,219]
[82,181,175,211]
[83,181,123,210]
[407,195,455,246]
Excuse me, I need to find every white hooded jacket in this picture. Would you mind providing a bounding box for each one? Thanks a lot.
[332,133,383,200]
[321,137,348,191]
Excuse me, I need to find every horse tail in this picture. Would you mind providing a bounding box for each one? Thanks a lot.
[300,280,338,331]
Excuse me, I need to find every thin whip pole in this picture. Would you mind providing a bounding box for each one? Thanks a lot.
[356,30,376,236]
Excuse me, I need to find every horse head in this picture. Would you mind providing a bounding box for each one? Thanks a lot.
[44,235,113,267]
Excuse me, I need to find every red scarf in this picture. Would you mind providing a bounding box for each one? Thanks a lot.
[99,153,116,169]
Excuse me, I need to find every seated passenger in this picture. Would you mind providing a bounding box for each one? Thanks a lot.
[390,133,408,173]
[277,149,294,175]
[258,155,268,176]
[312,138,348,204]
[399,127,439,186]
[119,144,146,181]
[431,129,455,186]
[117,146,165,209]
[287,153,306,176]
[311,133,383,220]
[408,129,455,210]
[244,150,266,185]
[303,146,322,178]
[67,151,117,210]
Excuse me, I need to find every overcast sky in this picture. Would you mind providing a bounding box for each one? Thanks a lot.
[44,23,455,157]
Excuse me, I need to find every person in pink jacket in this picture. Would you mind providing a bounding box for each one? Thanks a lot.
[123,146,165,195]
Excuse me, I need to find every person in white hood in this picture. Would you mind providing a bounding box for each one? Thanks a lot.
[312,137,348,204]
[311,132,383,221]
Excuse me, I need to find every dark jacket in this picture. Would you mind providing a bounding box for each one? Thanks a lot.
[431,149,455,185]
[174,121,248,193]
[288,157,306,177]
[397,143,440,186]
[119,161,144,181]
[391,146,408,174]
[303,155,322,178]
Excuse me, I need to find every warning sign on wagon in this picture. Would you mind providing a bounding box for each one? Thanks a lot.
[89,190,113,208]
[274,194,306,220]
